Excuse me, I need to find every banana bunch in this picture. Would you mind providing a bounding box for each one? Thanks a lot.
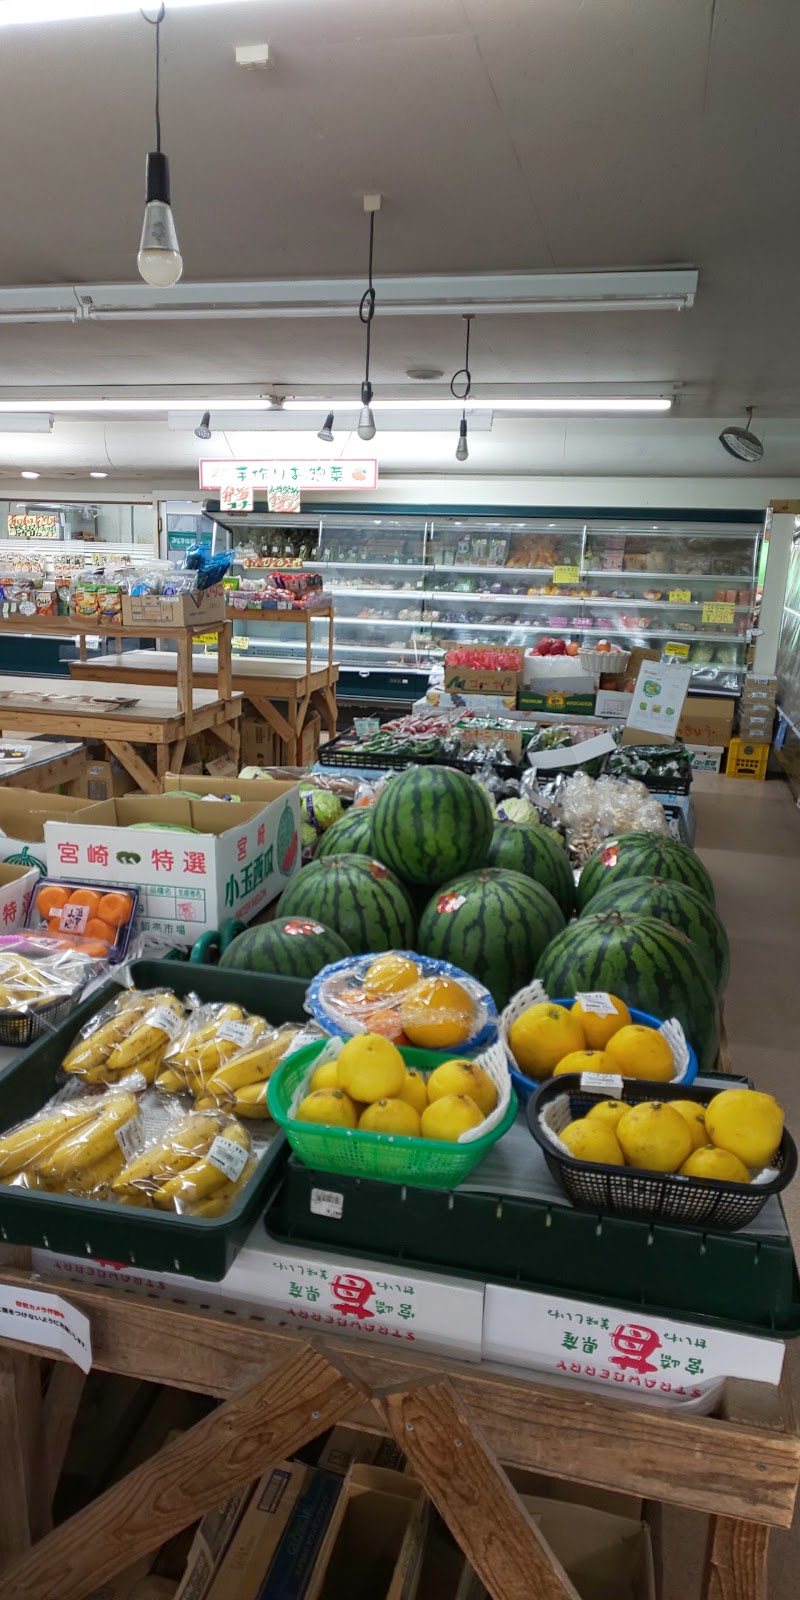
[113,1110,254,1216]
[0,1098,100,1181]
[0,1089,140,1197]
[101,993,186,1083]
[156,1004,270,1098]
[0,950,67,1009]
[195,1025,301,1120]
[154,1119,252,1215]
[111,1110,222,1205]
[63,989,168,1081]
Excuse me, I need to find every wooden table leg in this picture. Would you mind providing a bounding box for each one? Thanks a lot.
[310,686,338,739]
[247,694,298,763]
[0,1351,44,1564]
[703,1515,770,1600]
[40,1365,86,1520]
[168,737,187,776]
[175,631,192,717]
[104,740,160,796]
[217,620,233,702]
[378,1379,580,1600]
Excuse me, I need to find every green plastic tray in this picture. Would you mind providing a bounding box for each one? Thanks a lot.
[263,1141,800,1339]
[0,958,306,1280]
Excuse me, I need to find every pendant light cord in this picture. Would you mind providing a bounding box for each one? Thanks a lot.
[359,211,376,387]
[142,4,166,153]
[451,314,474,421]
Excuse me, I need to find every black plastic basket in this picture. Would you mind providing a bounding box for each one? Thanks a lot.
[0,991,79,1049]
[527,1076,797,1232]
[318,731,522,781]
[601,744,693,795]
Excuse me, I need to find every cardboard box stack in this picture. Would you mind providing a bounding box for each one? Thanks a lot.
[738,674,777,745]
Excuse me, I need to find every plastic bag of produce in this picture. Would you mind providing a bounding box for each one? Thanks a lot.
[0,934,106,1015]
[159,1002,272,1097]
[112,1104,255,1215]
[556,772,668,865]
[192,1023,302,1118]
[308,950,497,1050]
[0,1086,143,1198]
[62,987,186,1084]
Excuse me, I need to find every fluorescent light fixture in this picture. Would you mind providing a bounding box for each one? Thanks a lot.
[0,1,262,27]
[90,471,108,478]
[20,471,40,479]
[0,394,672,417]
[0,414,53,432]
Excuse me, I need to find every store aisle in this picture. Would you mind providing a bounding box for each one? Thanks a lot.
[663,773,800,1598]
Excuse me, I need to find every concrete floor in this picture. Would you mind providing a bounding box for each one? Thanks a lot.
[662,773,800,1599]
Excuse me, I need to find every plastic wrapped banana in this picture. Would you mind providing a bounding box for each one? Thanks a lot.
[62,989,186,1084]
[156,1003,273,1098]
[0,944,93,1011]
[113,1107,255,1216]
[193,1024,301,1119]
[0,1087,142,1198]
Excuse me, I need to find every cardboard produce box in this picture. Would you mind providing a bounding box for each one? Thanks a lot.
[299,710,322,767]
[44,782,301,946]
[518,1494,655,1600]
[0,788,85,877]
[594,689,633,720]
[518,690,596,716]
[677,695,735,748]
[443,665,520,697]
[205,1461,310,1600]
[0,860,39,929]
[686,745,724,774]
[240,709,278,769]
[121,586,225,629]
[173,1489,250,1600]
[317,1427,405,1477]
[306,1465,427,1600]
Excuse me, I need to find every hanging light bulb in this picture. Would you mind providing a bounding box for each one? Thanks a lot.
[451,314,474,463]
[138,6,183,288]
[194,411,212,441]
[317,412,335,443]
[356,197,380,441]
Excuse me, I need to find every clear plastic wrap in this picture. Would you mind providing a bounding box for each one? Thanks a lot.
[158,1002,272,1097]
[307,952,497,1050]
[0,935,106,1011]
[555,772,668,865]
[112,1104,255,1214]
[193,1023,302,1117]
[0,1086,143,1198]
[62,988,186,1084]
[28,880,137,962]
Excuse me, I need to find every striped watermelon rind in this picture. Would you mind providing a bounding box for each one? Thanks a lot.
[577,832,716,911]
[417,867,566,1010]
[315,807,375,860]
[276,853,417,955]
[487,822,575,918]
[219,916,352,978]
[372,766,494,888]
[580,875,730,995]
[536,911,720,1070]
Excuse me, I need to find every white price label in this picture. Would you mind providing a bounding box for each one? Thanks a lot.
[580,1072,625,1097]
[115,1113,145,1162]
[147,1006,183,1041]
[311,1187,344,1220]
[575,992,618,1016]
[218,1021,255,1048]
[208,1135,249,1183]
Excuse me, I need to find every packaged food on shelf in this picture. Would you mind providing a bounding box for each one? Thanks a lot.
[63,988,186,1084]
[28,879,138,961]
[307,951,497,1050]
[112,1105,256,1216]
[158,1001,276,1098]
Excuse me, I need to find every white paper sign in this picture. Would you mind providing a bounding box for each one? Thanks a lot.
[0,1284,92,1373]
[625,661,693,739]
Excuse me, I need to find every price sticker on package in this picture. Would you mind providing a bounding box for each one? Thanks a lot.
[218,1021,255,1048]
[664,641,690,658]
[147,1006,184,1042]
[208,1135,249,1183]
[702,602,735,625]
[668,590,692,604]
[575,992,618,1017]
[553,565,580,585]
[115,1113,145,1163]
[579,1072,625,1097]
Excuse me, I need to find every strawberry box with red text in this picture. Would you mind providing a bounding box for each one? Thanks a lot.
[43,783,300,946]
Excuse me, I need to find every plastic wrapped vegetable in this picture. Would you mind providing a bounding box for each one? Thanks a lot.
[0,1087,142,1198]
[158,1003,272,1097]
[194,1024,302,1118]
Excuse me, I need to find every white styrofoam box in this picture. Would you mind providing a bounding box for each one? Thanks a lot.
[594,690,634,720]
[31,1225,485,1363]
[44,783,300,947]
[686,745,724,774]
[522,655,595,694]
[482,1285,784,1410]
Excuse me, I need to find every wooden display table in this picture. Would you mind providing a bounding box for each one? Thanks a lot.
[69,646,339,765]
[0,740,87,795]
[0,1258,795,1599]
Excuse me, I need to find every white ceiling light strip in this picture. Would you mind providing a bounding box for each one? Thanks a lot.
[0,396,673,416]
[0,1,262,26]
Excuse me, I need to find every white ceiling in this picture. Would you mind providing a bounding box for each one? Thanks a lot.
[1,0,800,486]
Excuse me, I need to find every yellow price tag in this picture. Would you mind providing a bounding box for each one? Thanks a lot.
[668,590,692,604]
[195,632,218,646]
[702,602,735,625]
[553,565,580,585]
[232,636,251,652]
[664,641,690,658]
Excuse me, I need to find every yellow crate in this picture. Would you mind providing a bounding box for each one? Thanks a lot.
[726,737,770,780]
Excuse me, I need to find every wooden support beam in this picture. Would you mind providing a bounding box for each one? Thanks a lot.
[0,1352,39,1563]
[0,1344,362,1600]
[703,1515,770,1600]
[379,1379,580,1600]
[104,740,161,796]
[40,1364,87,1513]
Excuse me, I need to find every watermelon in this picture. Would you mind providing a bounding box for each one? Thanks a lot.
[276,853,416,955]
[487,822,575,918]
[219,916,352,979]
[417,867,565,1010]
[577,832,715,911]
[580,875,730,995]
[372,767,493,888]
[536,911,720,1070]
[315,807,374,860]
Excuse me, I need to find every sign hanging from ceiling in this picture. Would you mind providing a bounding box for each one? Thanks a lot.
[219,484,254,513]
[7,513,60,540]
[200,459,379,493]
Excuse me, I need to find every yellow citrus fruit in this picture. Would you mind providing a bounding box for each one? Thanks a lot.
[552,1049,610,1077]
[670,1100,708,1152]
[426,1058,497,1117]
[309,1061,339,1093]
[617,1102,693,1173]
[336,1034,406,1104]
[508,1002,585,1079]
[362,953,420,999]
[399,1068,428,1116]
[680,1145,750,1183]
[559,1120,624,1166]
[604,1025,674,1082]
[584,1099,628,1132]
[399,977,475,1050]
[705,1088,784,1168]
[570,994,631,1049]
[358,1098,421,1137]
[421,1093,483,1142]
[296,1088,358,1129]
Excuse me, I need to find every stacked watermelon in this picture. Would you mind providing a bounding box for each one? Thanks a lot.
[418,867,565,1009]
[276,854,416,956]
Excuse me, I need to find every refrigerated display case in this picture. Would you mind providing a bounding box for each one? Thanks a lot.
[203,505,763,700]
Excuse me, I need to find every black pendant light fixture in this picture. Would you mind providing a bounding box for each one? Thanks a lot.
[317,412,335,443]
[138,5,183,288]
[719,406,764,463]
[357,196,381,441]
[451,314,474,462]
[194,411,212,440]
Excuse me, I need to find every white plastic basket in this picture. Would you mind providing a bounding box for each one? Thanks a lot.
[579,647,631,674]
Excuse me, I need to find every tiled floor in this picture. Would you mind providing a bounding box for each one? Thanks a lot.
[662,773,800,1598]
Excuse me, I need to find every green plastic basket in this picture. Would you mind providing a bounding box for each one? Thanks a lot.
[267,1039,517,1190]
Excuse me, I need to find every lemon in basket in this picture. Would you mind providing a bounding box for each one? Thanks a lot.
[705,1088,784,1168]
[571,995,631,1049]
[310,1061,340,1093]
[670,1100,708,1152]
[585,1099,627,1132]
[421,1094,483,1142]
[400,977,475,1050]
[296,1088,358,1129]
[680,1145,750,1183]
[362,954,420,999]
[604,1025,674,1082]
[400,1068,429,1116]
[552,1049,610,1077]
[337,1033,406,1103]
[559,1120,624,1166]
[508,1003,585,1078]
[616,1102,692,1173]
[359,1098,421,1137]
[427,1059,497,1117]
